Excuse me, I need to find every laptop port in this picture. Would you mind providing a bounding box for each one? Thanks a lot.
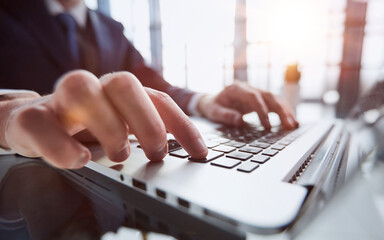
[156,189,167,200]
[177,197,190,209]
[132,178,147,192]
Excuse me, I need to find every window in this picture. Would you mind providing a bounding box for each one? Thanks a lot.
[160,0,236,94]
[246,0,346,100]
[109,0,151,62]
[99,0,384,100]
[361,0,384,93]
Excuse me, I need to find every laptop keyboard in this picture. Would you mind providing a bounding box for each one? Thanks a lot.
[141,124,306,173]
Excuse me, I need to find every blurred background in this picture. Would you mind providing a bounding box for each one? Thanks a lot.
[85,0,384,118]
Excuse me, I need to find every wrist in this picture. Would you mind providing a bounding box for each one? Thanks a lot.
[0,95,40,149]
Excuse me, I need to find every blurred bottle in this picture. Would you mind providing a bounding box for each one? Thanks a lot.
[283,63,301,116]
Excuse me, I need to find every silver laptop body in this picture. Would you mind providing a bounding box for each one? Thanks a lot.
[62,117,341,234]
[61,82,384,237]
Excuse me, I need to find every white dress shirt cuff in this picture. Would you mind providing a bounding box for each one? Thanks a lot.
[187,93,205,116]
[0,89,38,96]
[0,89,40,100]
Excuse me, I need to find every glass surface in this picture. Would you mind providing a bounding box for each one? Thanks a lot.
[0,156,241,240]
[0,157,124,239]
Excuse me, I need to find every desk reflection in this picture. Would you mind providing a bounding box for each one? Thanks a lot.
[0,157,134,240]
[0,156,241,240]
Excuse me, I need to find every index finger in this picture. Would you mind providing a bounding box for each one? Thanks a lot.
[145,88,208,159]
[261,91,298,129]
[100,72,168,161]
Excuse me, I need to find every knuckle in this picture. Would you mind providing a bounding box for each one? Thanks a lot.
[179,115,193,130]
[102,72,141,93]
[226,83,238,92]
[152,90,172,105]
[210,106,220,117]
[57,70,100,99]
[247,91,259,101]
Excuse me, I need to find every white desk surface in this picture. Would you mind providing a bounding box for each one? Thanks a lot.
[248,103,384,240]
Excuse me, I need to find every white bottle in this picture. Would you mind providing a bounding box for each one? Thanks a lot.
[283,64,301,116]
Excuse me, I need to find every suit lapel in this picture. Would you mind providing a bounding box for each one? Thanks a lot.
[88,10,115,74]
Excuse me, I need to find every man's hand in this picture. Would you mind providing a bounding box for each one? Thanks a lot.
[197,82,298,129]
[1,70,208,169]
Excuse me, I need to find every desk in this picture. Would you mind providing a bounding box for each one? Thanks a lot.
[246,159,384,240]
[0,103,383,240]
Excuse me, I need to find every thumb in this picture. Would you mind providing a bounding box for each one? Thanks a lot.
[207,104,243,126]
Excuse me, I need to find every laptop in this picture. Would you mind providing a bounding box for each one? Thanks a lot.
[60,82,384,239]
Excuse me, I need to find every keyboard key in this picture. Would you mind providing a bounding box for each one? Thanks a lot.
[169,149,189,158]
[237,162,259,173]
[205,141,220,148]
[278,139,291,145]
[189,151,224,163]
[271,144,285,151]
[284,136,296,142]
[235,136,246,142]
[250,155,270,163]
[212,145,236,153]
[262,149,279,157]
[211,137,231,144]
[239,146,262,154]
[249,142,270,149]
[168,139,182,152]
[226,151,253,161]
[224,141,246,148]
[259,138,278,144]
[211,158,241,169]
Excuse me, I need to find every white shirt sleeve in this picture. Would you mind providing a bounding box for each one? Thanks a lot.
[0,89,38,96]
[186,93,205,116]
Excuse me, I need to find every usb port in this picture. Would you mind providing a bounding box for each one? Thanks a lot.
[156,189,167,199]
[177,198,190,209]
[132,179,147,192]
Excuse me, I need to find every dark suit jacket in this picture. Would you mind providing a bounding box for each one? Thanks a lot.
[0,0,195,113]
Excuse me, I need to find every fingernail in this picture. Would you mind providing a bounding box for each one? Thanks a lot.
[197,137,207,149]
[159,143,168,158]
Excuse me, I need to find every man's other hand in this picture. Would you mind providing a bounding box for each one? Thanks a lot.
[197,82,299,130]
[1,70,207,169]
